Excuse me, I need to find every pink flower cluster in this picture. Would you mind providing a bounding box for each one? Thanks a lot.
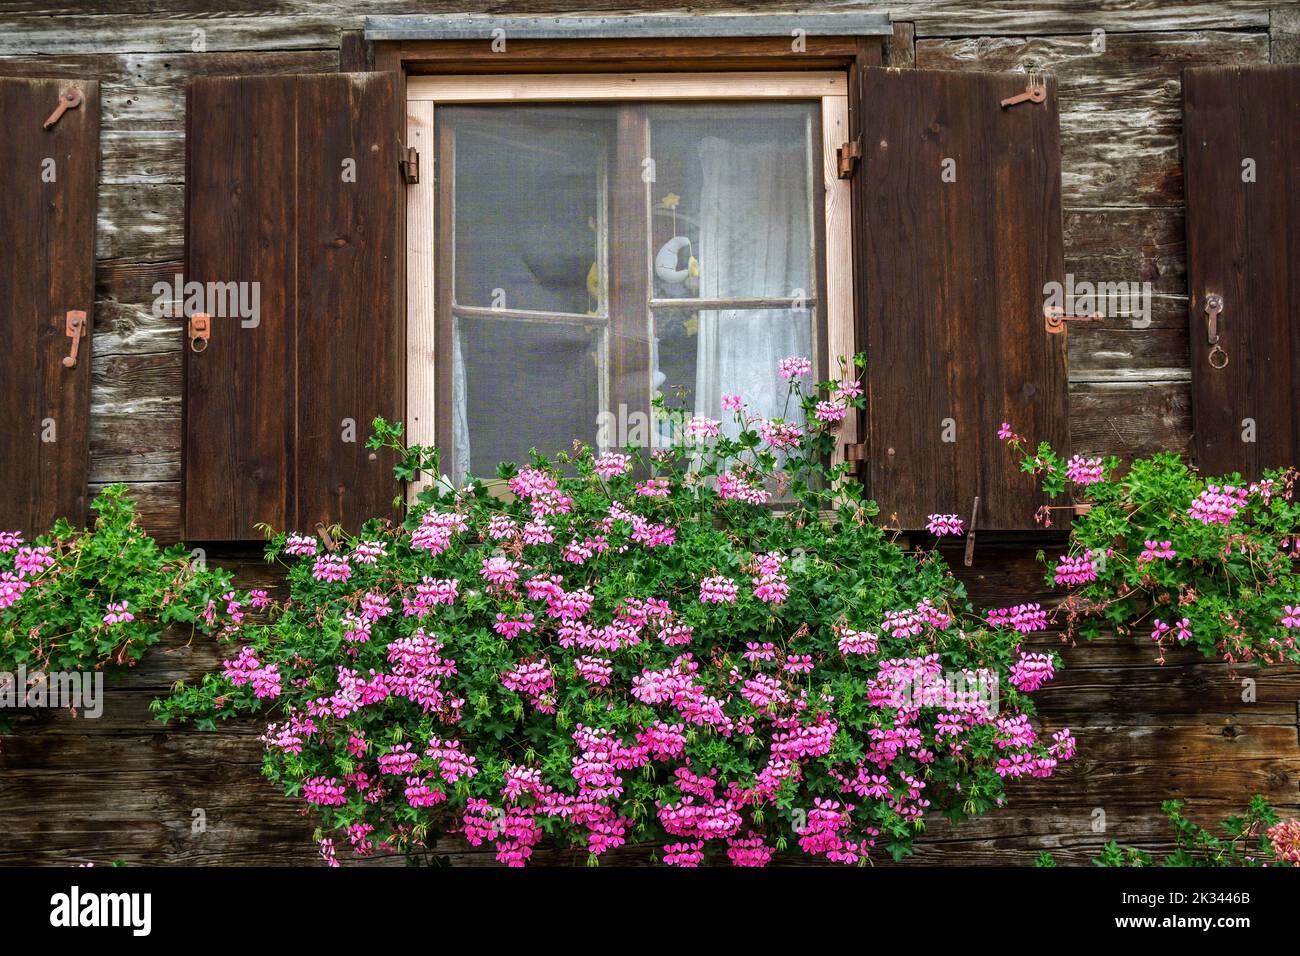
[1054,551,1099,586]
[986,603,1048,634]
[102,601,134,625]
[1188,484,1248,526]
[778,356,812,380]
[1065,454,1104,486]
[1138,539,1177,564]
[222,646,282,699]
[926,514,964,536]
[699,575,738,604]
[1008,651,1055,692]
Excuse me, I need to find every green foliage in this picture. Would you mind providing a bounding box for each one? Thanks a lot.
[1001,425,1300,666]
[1037,796,1293,867]
[0,484,233,677]
[158,364,1072,866]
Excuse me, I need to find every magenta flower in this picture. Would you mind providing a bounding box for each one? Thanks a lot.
[926,513,964,536]
[1064,454,1104,486]
[1053,551,1098,586]
[102,601,135,625]
[1188,484,1248,526]
[311,554,352,584]
[699,575,738,604]
[684,416,722,440]
[778,356,812,380]
[593,452,631,478]
[1138,539,1176,564]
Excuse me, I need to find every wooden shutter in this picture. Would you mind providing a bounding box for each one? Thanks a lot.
[1183,65,1300,479]
[853,67,1069,530]
[184,73,403,540]
[0,78,99,537]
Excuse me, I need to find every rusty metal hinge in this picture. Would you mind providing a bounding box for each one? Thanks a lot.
[1000,76,1047,109]
[401,146,419,184]
[188,312,211,353]
[836,139,861,179]
[844,442,866,462]
[1043,304,1103,334]
[43,87,82,129]
[61,310,87,368]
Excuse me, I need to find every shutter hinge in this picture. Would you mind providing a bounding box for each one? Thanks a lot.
[400,146,419,185]
[844,441,866,462]
[836,139,861,179]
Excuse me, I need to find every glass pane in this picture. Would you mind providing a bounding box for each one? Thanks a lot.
[647,103,817,302]
[454,316,604,480]
[447,106,614,315]
[654,306,816,432]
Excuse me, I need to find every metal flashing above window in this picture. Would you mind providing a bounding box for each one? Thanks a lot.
[363,13,894,42]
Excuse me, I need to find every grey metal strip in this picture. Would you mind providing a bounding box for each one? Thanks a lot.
[364,13,893,42]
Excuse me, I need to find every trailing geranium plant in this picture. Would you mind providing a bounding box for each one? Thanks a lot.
[999,424,1300,667]
[1036,795,1298,867]
[1,485,236,711]
[157,358,1073,867]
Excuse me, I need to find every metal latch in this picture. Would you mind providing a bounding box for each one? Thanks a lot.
[1204,293,1228,369]
[44,87,83,129]
[61,310,87,368]
[836,140,861,179]
[188,312,211,353]
[1000,77,1047,109]
[1044,304,1103,334]
[401,146,419,184]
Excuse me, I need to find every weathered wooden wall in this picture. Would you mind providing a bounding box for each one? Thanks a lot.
[1,0,1299,865]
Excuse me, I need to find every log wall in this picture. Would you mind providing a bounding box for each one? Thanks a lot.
[1,0,1298,865]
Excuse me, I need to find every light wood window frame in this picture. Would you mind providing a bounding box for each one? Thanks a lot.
[405,71,857,486]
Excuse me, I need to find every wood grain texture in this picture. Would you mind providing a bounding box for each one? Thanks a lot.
[1,0,1296,867]
[0,76,99,535]
[1183,64,1300,478]
[857,67,1070,530]
[184,71,403,539]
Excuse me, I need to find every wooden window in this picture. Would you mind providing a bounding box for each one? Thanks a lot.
[183,73,403,540]
[0,77,99,536]
[406,73,857,487]
[1184,65,1300,479]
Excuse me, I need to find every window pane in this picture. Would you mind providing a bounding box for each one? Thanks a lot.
[447,106,614,315]
[648,103,817,302]
[654,307,815,429]
[454,316,604,480]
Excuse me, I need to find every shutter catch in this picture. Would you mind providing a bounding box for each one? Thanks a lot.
[188,312,211,353]
[43,87,83,129]
[836,139,861,179]
[61,310,87,369]
[1043,304,1103,334]
[1000,78,1047,109]
[401,146,420,184]
[963,496,980,567]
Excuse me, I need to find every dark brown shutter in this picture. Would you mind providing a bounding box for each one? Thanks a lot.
[184,73,403,540]
[1183,65,1300,479]
[853,67,1070,530]
[0,78,99,537]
